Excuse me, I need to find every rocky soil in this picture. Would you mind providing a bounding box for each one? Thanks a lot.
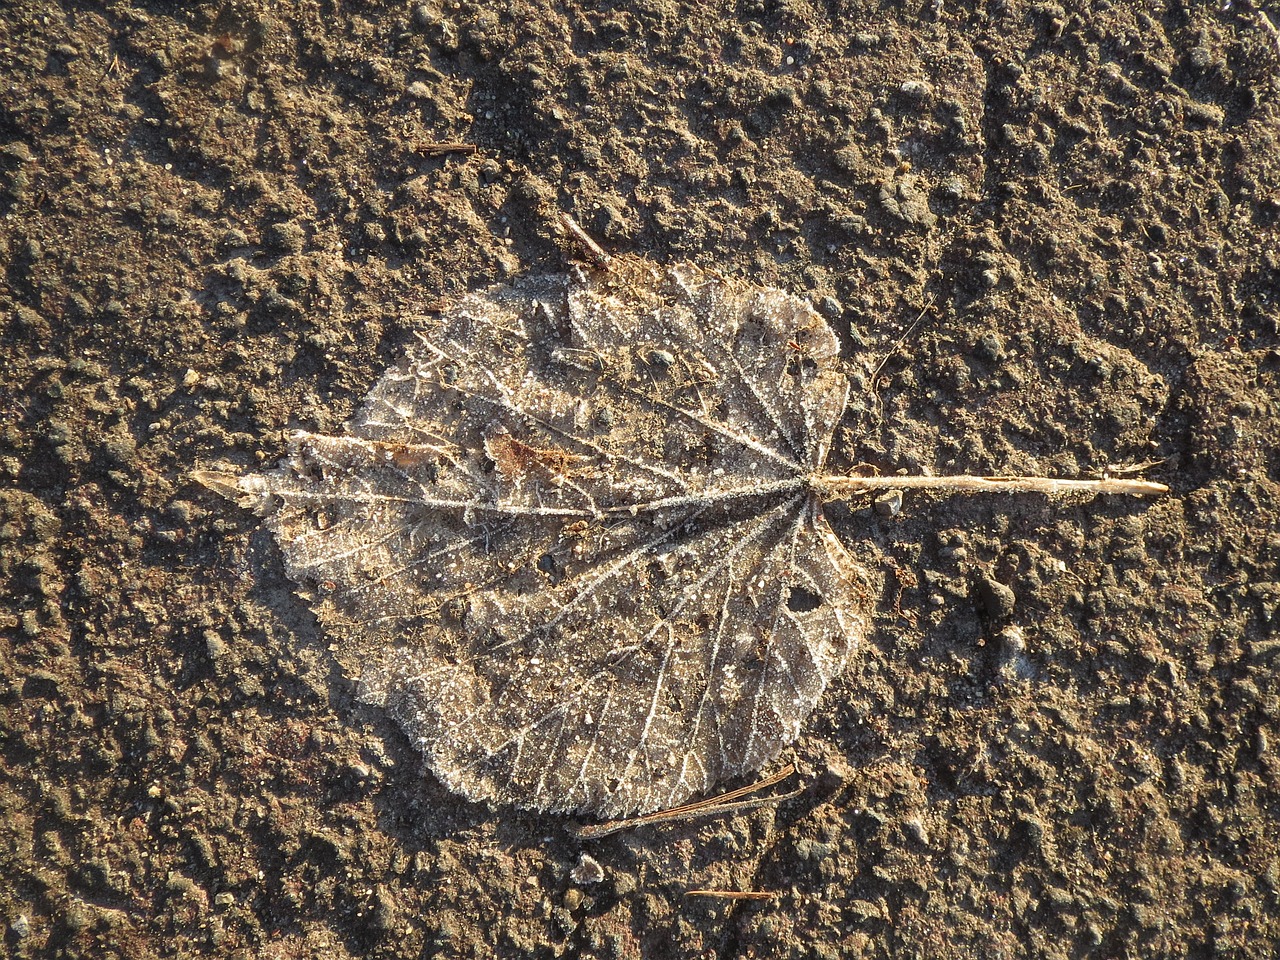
[2,1,1278,957]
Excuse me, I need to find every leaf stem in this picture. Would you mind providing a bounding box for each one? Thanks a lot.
[816,474,1169,500]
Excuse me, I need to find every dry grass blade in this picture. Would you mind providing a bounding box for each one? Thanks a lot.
[570,764,800,839]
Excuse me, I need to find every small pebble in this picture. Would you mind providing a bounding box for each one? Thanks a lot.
[203,629,227,664]
[873,490,903,517]
[902,817,929,844]
[264,221,305,254]
[900,80,933,101]
[569,852,605,884]
[973,332,1004,363]
[977,577,1016,622]
[998,625,1026,664]
[647,348,676,370]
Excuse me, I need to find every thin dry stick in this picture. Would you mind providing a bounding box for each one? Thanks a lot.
[570,764,801,840]
[414,141,478,157]
[559,213,612,266]
[870,302,932,393]
[686,890,779,901]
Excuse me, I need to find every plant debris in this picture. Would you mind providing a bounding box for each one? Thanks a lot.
[196,244,1165,819]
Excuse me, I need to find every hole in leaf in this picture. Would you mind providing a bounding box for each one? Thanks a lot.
[786,585,823,613]
[537,552,561,580]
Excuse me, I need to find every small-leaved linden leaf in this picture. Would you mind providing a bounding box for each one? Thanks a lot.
[205,255,877,817]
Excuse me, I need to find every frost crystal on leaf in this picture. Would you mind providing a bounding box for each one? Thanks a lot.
[219,256,876,817]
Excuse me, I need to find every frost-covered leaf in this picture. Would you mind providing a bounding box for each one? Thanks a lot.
[219,256,877,817]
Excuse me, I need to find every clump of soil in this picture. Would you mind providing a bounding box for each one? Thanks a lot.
[1,1,1277,958]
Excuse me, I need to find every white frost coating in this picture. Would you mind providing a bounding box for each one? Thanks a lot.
[219,256,876,817]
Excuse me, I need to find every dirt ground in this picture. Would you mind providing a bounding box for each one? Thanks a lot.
[2,1,1279,957]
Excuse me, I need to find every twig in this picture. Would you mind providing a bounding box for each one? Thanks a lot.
[414,141,478,157]
[559,214,612,267]
[686,890,779,900]
[570,764,800,840]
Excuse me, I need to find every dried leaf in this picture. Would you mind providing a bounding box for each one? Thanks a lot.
[207,255,876,816]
